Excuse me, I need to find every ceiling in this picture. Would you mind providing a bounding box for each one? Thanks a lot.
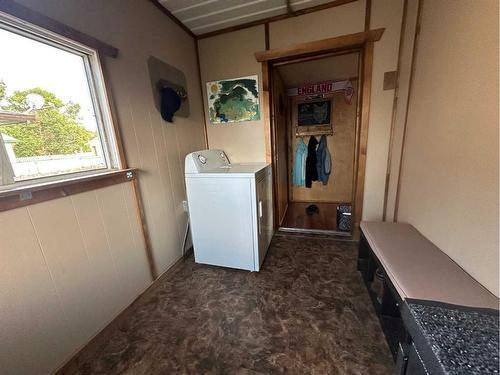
[277,52,359,88]
[158,0,341,36]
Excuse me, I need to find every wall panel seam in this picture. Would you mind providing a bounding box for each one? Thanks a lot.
[147,110,178,250]
[160,113,183,247]
[93,190,121,282]
[69,196,93,269]
[26,206,72,336]
[120,184,140,254]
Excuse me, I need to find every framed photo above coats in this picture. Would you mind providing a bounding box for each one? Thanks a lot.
[295,97,333,136]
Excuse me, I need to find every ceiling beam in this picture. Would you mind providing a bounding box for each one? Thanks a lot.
[149,0,196,39]
[196,0,358,39]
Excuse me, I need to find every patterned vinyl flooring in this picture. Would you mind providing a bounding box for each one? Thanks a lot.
[59,234,393,375]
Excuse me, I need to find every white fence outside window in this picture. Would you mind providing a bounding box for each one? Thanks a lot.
[11,153,105,180]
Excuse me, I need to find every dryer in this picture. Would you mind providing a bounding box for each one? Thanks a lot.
[185,149,273,271]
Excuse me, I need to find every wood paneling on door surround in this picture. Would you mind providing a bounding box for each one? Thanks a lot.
[352,41,374,238]
[255,29,384,62]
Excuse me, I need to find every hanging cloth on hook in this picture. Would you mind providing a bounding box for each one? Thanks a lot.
[305,136,319,188]
[316,135,331,185]
[292,138,307,187]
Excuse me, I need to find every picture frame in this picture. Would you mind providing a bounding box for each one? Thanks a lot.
[206,75,260,124]
[294,97,333,136]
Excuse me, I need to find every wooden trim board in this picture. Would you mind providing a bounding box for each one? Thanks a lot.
[0,168,138,211]
[352,42,374,239]
[364,0,372,31]
[131,178,158,280]
[394,0,424,221]
[382,0,409,221]
[255,29,384,62]
[195,40,209,148]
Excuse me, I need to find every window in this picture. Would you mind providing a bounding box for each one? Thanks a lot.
[0,12,121,189]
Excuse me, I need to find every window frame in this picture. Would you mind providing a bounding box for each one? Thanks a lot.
[0,10,123,192]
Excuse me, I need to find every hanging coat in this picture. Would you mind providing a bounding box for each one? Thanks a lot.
[305,136,319,188]
[292,138,307,187]
[316,135,332,185]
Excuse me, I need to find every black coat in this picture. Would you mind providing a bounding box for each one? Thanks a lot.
[305,136,319,188]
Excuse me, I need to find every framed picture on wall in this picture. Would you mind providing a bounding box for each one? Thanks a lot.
[295,98,333,136]
[206,75,260,124]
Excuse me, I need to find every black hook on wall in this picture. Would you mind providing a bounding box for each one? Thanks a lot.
[158,79,187,101]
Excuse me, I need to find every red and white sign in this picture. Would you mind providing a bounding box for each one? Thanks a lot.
[287,79,355,104]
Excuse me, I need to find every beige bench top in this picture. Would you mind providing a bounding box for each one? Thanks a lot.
[360,221,499,310]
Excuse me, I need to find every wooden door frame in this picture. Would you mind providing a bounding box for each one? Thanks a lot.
[255,29,383,239]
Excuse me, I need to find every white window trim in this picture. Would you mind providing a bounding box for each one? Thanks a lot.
[0,11,122,192]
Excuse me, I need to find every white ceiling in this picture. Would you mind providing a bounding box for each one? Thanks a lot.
[158,0,339,35]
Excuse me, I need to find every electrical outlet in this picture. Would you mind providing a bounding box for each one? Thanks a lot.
[182,200,189,212]
[20,191,33,201]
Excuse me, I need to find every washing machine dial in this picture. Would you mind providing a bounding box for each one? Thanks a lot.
[198,154,207,164]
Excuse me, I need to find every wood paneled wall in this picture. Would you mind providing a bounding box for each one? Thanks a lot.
[395,0,499,296]
[1,0,206,373]
[0,183,151,374]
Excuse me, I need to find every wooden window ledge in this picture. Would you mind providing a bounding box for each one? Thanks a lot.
[0,168,138,212]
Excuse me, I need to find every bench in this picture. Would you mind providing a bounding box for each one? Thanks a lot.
[358,221,499,374]
[359,221,498,310]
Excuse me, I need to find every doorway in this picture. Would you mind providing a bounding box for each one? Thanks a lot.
[256,31,381,238]
[270,52,361,235]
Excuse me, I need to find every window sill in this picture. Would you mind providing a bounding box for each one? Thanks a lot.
[0,168,138,212]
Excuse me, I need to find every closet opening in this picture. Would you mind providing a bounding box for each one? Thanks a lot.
[268,49,364,237]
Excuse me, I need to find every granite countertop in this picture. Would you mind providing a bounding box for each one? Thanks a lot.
[402,299,499,375]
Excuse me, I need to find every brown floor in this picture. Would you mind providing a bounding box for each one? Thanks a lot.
[281,202,340,231]
[60,234,393,375]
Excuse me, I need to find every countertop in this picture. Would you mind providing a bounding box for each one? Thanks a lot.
[402,299,499,375]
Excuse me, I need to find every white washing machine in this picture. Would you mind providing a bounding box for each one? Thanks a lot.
[185,149,273,271]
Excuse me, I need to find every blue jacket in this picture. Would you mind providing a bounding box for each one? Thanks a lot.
[292,138,307,187]
[316,135,331,185]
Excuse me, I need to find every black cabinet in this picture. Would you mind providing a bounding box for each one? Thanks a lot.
[405,344,427,375]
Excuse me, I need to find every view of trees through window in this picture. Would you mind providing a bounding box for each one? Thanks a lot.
[0,25,107,185]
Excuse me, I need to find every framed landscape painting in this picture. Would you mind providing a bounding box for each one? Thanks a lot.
[206,75,260,124]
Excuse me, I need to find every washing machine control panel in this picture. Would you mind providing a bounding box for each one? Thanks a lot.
[186,149,230,173]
